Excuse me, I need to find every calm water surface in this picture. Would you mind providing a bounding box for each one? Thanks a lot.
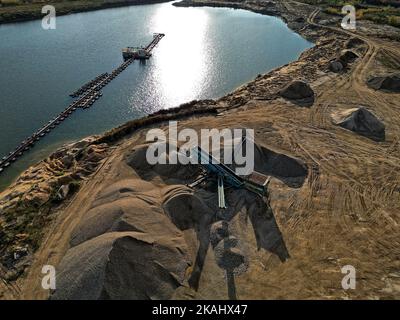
[0,2,313,189]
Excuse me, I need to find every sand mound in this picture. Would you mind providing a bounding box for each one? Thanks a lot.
[253,144,308,188]
[127,137,307,188]
[126,143,197,183]
[338,50,359,65]
[51,178,191,300]
[367,74,400,93]
[70,198,180,247]
[225,138,307,187]
[279,80,314,101]
[69,179,185,247]
[345,37,364,49]
[331,107,385,141]
[329,60,344,73]
[90,178,158,208]
[50,136,298,300]
[51,232,189,300]
[162,186,214,230]
[189,137,308,187]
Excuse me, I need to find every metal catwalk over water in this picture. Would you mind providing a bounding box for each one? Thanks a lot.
[0,33,165,175]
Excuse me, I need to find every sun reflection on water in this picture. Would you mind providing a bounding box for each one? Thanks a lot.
[149,5,211,108]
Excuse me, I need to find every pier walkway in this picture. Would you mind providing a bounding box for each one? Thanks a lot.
[0,33,164,174]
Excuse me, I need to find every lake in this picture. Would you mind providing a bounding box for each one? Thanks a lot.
[0,2,313,190]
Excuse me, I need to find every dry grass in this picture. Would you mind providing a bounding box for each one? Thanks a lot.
[294,0,400,28]
[0,0,169,23]
[323,3,400,27]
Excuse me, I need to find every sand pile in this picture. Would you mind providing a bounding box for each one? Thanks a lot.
[279,80,314,101]
[209,135,308,187]
[204,187,290,264]
[51,231,189,300]
[331,107,385,141]
[253,143,308,188]
[367,74,400,93]
[328,50,358,73]
[338,49,359,65]
[345,37,364,49]
[48,137,299,299]
[329,60,344,73]
[69,180,179,247]
[0,137,109,280]
[162,186,214,230]
[126,142,197,184]
[51,179,190,299]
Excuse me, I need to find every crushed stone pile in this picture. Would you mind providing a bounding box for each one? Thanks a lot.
[331,106,385,141]
[279,80,314,100]
[367,74,400,93]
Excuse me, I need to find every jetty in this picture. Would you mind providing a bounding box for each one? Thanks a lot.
[69,73,109,98]
[122,33,165,60]
[0,33,165,175]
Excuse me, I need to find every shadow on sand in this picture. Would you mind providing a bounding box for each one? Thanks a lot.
[182,189,289,299]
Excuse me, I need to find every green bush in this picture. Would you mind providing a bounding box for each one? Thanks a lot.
[0,0,22,6]
[388,15,400,27]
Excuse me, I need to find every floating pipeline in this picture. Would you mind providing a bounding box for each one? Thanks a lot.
[0,34,164,175]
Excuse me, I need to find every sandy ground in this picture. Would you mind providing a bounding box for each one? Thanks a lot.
[1,1,400,299]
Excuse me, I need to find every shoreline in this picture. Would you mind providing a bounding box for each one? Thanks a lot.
[173,0,325,43]
[0,0,319,192]
[0,0,170,25]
